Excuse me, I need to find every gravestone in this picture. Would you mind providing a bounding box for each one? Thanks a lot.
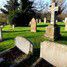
[15,36,33,54]
[31,18,37,32]
[36,19,38,23]
[44,18,46,23]
[0,26,3,42]
[40,41,67,67]
[44,1,61,41]
[0,36,33,67]
[12,25,15,31]
[65,18,67,31]
[39,19,41,23]
[63,20,65,22]
[56,20,58,22]
[12,25,15,29]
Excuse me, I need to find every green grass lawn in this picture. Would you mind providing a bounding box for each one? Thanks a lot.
[0,22,67,52]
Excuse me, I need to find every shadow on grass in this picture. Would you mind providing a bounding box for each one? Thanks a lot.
[58,25,65,27]
[60,36,67,41]
[17,48,54,67]
[17,48,40,67]
[37,25,48,27]
[37,30,45,32]
[3,38,14,41]
[3,30,30,33]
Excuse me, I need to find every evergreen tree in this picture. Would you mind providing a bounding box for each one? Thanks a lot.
[0,0,19,24]
[13,0,35,26]
[20,0,33,13]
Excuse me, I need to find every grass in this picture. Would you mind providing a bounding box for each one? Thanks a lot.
[0,22,67,52]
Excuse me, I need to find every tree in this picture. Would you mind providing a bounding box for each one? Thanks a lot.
[0,0,19,24]
[13,0,35,26]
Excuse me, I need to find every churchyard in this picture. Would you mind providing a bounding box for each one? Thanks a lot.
[0,22,67,66]
[0,0,67,67]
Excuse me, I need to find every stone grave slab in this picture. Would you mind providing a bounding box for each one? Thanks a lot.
[40,41,67,67]
[31,18,37,32]
[0,36,33,67]
[15,36,33,54]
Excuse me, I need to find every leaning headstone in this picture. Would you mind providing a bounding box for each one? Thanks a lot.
[0,26,3,42]
[0,36,33,67]
[44,1,61,41]
[40,41,67,67]
[15,36,33,54]
[65,18,67,31]
[31,18,37,32]
[44,18,46,23]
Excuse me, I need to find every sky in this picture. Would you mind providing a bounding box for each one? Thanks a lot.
[0,0,8,8]
[0,0,67,14]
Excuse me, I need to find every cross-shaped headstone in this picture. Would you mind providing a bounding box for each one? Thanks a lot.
[49,2,58,25]
[44,1,61,41]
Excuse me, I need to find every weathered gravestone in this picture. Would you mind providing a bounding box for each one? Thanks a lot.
[36,19,38,23]
[44,18,46,23]
[0,36,33,67]
[0,26,3,42]
[44,1,61,41]
[31,18,37,32]
[39,19,41,23]
[15,36,33,54]
[40,41,67,67]
[65,17,67,31]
